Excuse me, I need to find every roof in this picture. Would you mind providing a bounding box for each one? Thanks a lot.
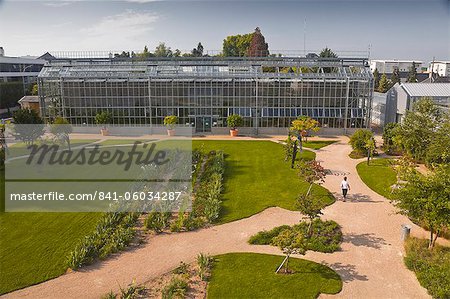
[370,60,423,64]
[401,83,450,97]
[0,56,46,65]
[18,96,39,103]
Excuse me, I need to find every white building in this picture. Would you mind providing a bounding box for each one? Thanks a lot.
[369,60,423,74]
[428,61,450,77]
[385,83,450,123]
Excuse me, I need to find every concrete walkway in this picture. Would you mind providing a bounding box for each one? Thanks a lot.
[5,136,442,299]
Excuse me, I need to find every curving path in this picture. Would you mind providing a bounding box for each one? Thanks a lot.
[5,137,444,299]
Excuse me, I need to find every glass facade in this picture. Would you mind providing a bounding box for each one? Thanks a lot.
[38,57,373,131]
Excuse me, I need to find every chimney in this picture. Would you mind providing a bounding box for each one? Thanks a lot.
[0,47,4,57]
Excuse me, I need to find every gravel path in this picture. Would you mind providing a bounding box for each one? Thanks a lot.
[5,136,444,299]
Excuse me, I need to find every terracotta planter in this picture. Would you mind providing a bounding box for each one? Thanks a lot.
[100,128,109,136]
[167,129,175,136]
[230,129,238,137]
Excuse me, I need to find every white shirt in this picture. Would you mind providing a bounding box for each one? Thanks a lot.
[341,180,350,189]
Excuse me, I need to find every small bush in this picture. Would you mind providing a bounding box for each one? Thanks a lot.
[404,238,450,299]
[144,211,171,233]
[197,253,214,281]
[162,275,189,299]
[248,220,342,253]
[248,225,291,245]
[349,129,374,155]
[173,261,189,275]
[67,212,138,270]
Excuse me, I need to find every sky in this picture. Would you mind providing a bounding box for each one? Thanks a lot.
[0,0,449,63]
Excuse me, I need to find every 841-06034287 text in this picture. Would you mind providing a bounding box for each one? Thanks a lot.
[9,191,184,201]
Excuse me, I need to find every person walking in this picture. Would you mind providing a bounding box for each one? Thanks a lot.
[341,176,350,201]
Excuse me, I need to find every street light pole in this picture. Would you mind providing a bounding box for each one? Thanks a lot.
[21,64,34,96]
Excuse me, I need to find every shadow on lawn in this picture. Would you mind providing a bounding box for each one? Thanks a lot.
[344,233,389,249]
[323,262,369,282]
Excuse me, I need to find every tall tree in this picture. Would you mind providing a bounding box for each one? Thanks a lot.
[392,164,450,249]
[407,61,418,83]
[247,27,269,57]
[378,73,390,93]
[319,47,338,58]
[222,33,253,57]
[426,116,450,166]
[319,47,338,73]
[272,229,307,273]
[191,42,204,57]
[390,67,401,86]
[12,109,44,145]
[154,42,173,57]
[373,68,380,91]
[392,98,443,161]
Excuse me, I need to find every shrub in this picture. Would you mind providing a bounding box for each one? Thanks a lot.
[404,238,450,298]
[197,253,214,281]
[173,261,189,275]
[163,115,178,129]
[248,220,342,253]
[95,111,112,125]
[226,114,243,130]
[67,212,138,270]
[248,225,291,245]
[349,129,374,155]
[119,280,145,299]
[144,211,171,233]
[162,275,188,299]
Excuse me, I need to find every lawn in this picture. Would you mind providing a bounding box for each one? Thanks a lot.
[0,212,102,295]
[404,238,450,298]
[6,139,98,159]
[278,139,336,150]
[193,140,334,223]
[207,253,342,299]
[356,158,397,199]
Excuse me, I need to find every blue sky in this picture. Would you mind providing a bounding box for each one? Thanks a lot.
[0,0,448,62]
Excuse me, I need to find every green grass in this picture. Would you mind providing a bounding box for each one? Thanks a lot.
[278,140,336,150]
[193,141,334,223]
[356,158,397,199]
[98,139,154,146]
[6,139,99,159]
[0,212,102,295]
[207,253,342,299]
[404,238,450,299]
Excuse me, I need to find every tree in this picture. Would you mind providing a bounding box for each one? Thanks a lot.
[392,98,443,161]
[425,116,450,166]
[390,67,401,86]
[378,73,390,93]
[272,229,307,273]
[319,47,337,58]
[222,33,253,57]
[50,117,72,150]
[290,116,320,152]
[296,159,327,235]
[382,122,399,153]
[114,51,130,58]
[349,128,374,155]
[173,49,181,57]
[392,164,450,249]
[373,68,380,91]
[137,46,152,59]
[12,109,44,145]
[247,27,269,57]
[365,138,376,165]
[407,61,418,83]
[319,47,338,73]
[154,42,173,57]
[191,42,204,57]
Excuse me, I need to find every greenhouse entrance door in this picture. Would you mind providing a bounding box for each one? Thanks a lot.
[195,116,212,133]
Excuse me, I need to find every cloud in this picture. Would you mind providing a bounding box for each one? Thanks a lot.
[78,10,160,50]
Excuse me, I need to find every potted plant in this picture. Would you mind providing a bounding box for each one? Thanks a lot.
[227,114,243,137]
[163,115,178,136]
[95,111,112,136]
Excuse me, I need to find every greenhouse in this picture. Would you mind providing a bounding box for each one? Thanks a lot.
[38,56,373,134]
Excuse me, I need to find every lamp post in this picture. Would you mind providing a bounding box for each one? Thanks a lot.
[21,64,34,96]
